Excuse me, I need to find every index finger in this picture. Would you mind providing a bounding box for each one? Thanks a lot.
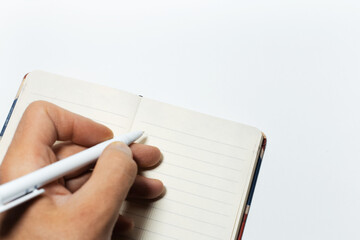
[0,101,113,181]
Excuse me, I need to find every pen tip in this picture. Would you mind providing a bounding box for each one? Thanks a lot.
[133,130,144,139]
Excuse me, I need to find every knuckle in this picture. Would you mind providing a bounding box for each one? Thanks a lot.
[116,150,137,176]
[105,145,138,176]
[119,153,138,177]
[23,101,51,119]
[26,100,49,112]
[125,158,138,176]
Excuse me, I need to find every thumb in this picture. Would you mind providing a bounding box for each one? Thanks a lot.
[71,142,138,221]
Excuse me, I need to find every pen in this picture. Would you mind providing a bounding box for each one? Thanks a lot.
[0,130,143,213]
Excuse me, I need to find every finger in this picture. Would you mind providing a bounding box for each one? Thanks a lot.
[52,142,94,179]
[65,172,92,193]
[12,101,113,148]
[130,143,162,168]
[1,101,113,180]
[55,143,162,169]
[127,175,165,199]
[111,215,135,238]
[70,142,137,223]
[56,143,162,176]
[113,215,134,232]
[68,174,165,199]
[65,170,165,198]
[53,142,86,160]
[54,143,164,195]
[66,173,165,199]
[58,143,164,196]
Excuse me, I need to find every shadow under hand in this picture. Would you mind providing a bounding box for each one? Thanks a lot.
[113,188,167,240]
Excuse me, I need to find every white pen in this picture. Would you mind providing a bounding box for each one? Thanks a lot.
[0,130,143,213]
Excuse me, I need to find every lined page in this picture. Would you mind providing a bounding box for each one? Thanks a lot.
[120,98,263,240]
[0,71,141,163]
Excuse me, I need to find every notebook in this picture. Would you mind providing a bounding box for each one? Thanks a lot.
[0,71,266,240]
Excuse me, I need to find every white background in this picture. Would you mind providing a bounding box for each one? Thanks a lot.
[1,1,360,239]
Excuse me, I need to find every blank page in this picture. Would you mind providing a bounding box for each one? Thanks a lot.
[120,98,263,240]
[0,71,141,163]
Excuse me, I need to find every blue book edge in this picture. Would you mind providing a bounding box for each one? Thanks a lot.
[237,135,267,239]
[0,98,18,138]
[0,73,28,140]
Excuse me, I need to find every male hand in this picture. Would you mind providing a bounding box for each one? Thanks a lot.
[0,101,164,239]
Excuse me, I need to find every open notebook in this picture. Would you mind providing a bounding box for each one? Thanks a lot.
[0,71,266,240]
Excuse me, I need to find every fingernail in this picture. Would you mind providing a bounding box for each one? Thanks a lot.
[109,142,132,156]
[110,141,126,149]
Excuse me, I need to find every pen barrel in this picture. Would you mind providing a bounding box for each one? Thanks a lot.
[0,131,142,205]
[0,141,106,204]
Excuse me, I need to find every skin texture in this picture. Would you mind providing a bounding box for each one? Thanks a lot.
[0,101,164,240]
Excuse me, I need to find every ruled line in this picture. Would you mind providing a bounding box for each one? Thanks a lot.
[125,211,223,240]
[164,198,230,217]
[119,226,179,240]
[163,150,243,172]
[127,202,227,229]
[133,226,179,240]
[166,186,234,205]
[90,118,127,130]
[141,120,248,150]
[163,161,239,183]
[153,171,236,195]
[150,135,246,161]
[116,236,136,240]
[31,92,130,118]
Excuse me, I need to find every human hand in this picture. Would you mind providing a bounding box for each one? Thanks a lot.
[0,101,164,239]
